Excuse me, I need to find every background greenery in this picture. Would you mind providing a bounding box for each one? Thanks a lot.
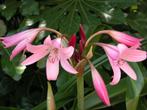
[0,0,147,110]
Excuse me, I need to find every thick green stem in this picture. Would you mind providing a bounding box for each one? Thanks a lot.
[77,74,84,110]
[47,81,55,110]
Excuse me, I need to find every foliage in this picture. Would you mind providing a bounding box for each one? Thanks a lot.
[0,0,147,110]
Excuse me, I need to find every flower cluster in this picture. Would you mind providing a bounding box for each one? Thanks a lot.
[0,28,77,80]
[94,30,146,85]
[0,26,146,106]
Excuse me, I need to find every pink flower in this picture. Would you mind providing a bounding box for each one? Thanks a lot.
[0,28,43,60]
[21,36,77,80]
[98,30,142,48]
[96,43,146,85]
[89,61,110,105]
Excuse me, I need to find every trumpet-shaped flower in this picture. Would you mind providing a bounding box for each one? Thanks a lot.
[96,43,146,85]
[89,61,110,105]
[21,36,77,80]
[98,30,142,48]
[0,28,43,60]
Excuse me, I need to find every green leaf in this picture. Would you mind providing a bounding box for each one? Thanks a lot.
[41,0,136,36]
[0,77,15,96]
[127,13,147,36]
[110,0,137,9]
[0,46,26,81]
[102,8,125,24]
[37,57,46,69]
[126,63,144,110]
[40,0,99,36]
[0,0,19,20]
[59,12,81,36]
[56,69,73,90]
[21,0,39,16]
[137,97,147,110]
[0,106,20,110]
[0,20,7,36]
[32,101,46,110]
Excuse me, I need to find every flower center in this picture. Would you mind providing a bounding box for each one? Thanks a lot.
[48,48,59,63]
[113,59,125,66]
[118,59,125,66]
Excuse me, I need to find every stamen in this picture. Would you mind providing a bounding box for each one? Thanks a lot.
[48,48,59,63]
[118,59,125,65]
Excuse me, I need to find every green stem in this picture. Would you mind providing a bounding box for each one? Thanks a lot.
[77,74,84,110]
[47,81,55,110]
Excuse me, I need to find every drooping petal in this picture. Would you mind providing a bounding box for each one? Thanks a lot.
[98,30,142,48]
[1,29,33,47]
[89,62,110,106]
[108,56,121,85]
[68,34,77,47]
[21,51,49,65]
[1,28,41,48]
[119,62,137,80]
[46,58,59,80]
[10,40,28,60]
[60,46,74,59]
[26,44,49,53]
[44,36,52,45]
[96,43,119,60]
[60,59,77,74]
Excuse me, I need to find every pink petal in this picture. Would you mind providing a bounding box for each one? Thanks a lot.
[117,43,146,62]
[96,43,119,60]
[120,50,146,62]
[21,51,49,65]
[46,58,59,80]
[44,36,52,45]
[1,29,33,47]
[119,62,137,80]
[1,28,41,48]
[89,62,110,106]
[60,59,77,74]
[52,38,61,48]
[108,57,121,85]
[117,43,128,55]
[60,46,74,59]
[10,40,28,60]
[26,44,49,53]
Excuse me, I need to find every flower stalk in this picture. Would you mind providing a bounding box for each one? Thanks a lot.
[42,27,62,37]
[77,74,84,110]
[47,81,55,110]
[85,30,142,48]
[76,59,87,110]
